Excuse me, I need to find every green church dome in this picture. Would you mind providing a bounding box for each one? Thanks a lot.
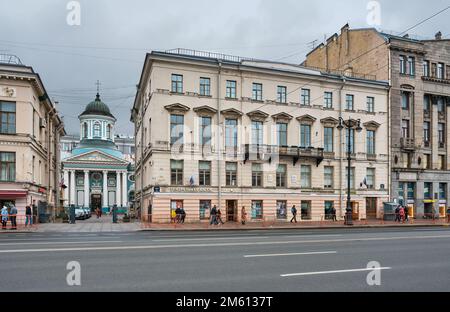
[80,93,115,118]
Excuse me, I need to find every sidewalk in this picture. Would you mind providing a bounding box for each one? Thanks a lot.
[140,219,450,231]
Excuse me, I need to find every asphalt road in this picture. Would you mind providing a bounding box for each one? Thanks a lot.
[1,227,450,292]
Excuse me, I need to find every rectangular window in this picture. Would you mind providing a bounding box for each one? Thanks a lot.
[251,201,263,220]
[324,166,334,189]
[199,77,211,96]
[199,200,211,220]
[324,127,334,153]
[301,201,312,220]
[437,63,444,79]
[432,63,437,77]
[0,101,16,134]
[367,97,375,113]
[424,95,431,113]
[276,164,287,188]
[438,123,445,145]
[171,74,183,93]
[401,92,410,110]
[439,183,447,200]
[438,97,445,114]
[402,120,410,138]
[424,182,432,199]
[198,161,211,186]
[423,60,430,77]
[277,86,287,103]
[408,57,415,76]
[367,130,376,155]
[0,152,15,182]
[170,114,184,145]
[301,89,310,106]
[225,162,237,186]
[277,123,288,147]
[170,160,183,185]
[346,94,354,110]
[407,183,415,200]
[346,167,355,189]
[325,201,334,219]
[439,155,446,170]
[200,116,212,146]
[324,92,333,108]
[424,154,432,169]
[251,121,263,146]
[225,119,238,148]
[252,163,263,187]
[252,83,263,101]
[423,122,430,146]
[301,165,311,188]
[399,56,406,74]
[226,80,237,99]
[398,182,405,200]
[300,124,311,148]
[366,168,375,189]
[346,128,355,154]
[276,201,287,219]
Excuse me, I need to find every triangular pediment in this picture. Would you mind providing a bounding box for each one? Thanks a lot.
[297,114,317,124]
[247,110,269,120]
[221,108,243,117]
[63,150,128,164]
[272,112,293,121]
[363,121,381,130]
[320,117,339,126]
[193,105,217,115]
[164,103,190,113]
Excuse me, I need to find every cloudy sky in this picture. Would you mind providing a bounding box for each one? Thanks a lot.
[1,0,449,135]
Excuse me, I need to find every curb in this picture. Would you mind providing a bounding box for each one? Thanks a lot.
[139,223,450,232]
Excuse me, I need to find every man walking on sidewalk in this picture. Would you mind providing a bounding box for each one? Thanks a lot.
[290,205,298,223]
[25,205,33,226]
[210,205,218,225]
[10,204,17,230]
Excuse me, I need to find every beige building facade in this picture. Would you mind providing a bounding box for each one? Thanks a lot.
[0,54,65,222]
[132,49,389,223]
[304,25,450,218]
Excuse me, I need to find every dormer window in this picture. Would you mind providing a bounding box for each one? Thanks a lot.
[93,122,101,138]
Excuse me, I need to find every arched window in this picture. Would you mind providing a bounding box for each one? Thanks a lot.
[93,122,101,138]
[83,123,88,138]
[106,124,111,139]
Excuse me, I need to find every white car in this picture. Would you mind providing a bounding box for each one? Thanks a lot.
[75,208,86,220]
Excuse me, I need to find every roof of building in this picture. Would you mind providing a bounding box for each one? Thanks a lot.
[79,93,115,119]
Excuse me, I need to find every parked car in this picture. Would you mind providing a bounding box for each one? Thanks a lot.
[83,208,91,219]
[75,208,86,220]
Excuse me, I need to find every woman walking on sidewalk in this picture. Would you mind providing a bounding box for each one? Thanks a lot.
[241,206,247,225]
[1,206,8,230]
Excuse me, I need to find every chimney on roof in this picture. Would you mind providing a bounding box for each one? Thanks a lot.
[435,31,442,40]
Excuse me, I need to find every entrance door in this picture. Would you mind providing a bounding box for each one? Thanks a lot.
[226,200,237,222]
[91,194,102,212]
[366,198,377,219]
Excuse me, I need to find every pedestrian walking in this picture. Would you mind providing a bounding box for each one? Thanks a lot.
[331,206,337,222]
[447,207,450,224]
[180,207,186,224]
[290,205,297,223]
[1,206,8,230]
[95,207,100,219]
[216,208,225,225]
[394,205,400,222]
[9,204,17,230]
[241,206,247,225]
[171,209,176,223]
[25,205,33,226]
[210,205,218,225]
[404,205,409,222]
[175,207,182,223]
[399,206,405,224]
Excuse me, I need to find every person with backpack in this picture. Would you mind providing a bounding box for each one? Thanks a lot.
[210,205,218,225]
[394,205,401,222]
[290,205,298,223]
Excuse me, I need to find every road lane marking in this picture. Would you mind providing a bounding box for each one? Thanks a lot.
[284,234,342,238]
[281,267,391,277]
[0,240,123,246]
[0,234,449,253]
[152,236,269,242]
[0,237,121,242]
[147,233,261,239]
[244,251,337,258]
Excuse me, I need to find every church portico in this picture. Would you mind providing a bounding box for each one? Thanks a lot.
[62,92,133,214]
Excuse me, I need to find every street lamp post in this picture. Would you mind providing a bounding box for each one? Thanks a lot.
[337,118,363,226]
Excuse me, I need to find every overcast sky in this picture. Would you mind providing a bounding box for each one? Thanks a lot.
[1,0,449,135]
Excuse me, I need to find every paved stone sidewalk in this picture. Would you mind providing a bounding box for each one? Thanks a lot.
[36,215,141,233]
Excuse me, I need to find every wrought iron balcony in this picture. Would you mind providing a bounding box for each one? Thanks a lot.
[244,144,324,166]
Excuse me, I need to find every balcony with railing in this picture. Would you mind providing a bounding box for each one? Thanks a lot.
[244,144,324,166]
[400,138,416,151]
[422,75,450,85]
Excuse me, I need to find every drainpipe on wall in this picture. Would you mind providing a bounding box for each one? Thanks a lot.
[338,77,346,218]
[387,50,393,203]
[217,61,222,212]
[139,91,145,220]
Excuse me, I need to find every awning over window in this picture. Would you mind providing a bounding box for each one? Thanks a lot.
[0,190,27,198]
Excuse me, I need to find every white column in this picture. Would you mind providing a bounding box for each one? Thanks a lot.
[116,171,121,206]
[122,171,128,208]
[63,170,69,207]
[103,170,108,208]
[70,170,76,205]
[84,170,90,208]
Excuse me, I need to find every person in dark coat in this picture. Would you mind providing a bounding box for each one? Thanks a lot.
[394,206,400,222]
[180,207,186,224]
[175,207,182,223]
[290,205,298,223]
[216,208,225,225]
[404,206,409,222]
[210,205,218,225]
[331,207,337,222]
[25,205,33,226]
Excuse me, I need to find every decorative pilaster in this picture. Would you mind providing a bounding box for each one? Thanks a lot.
[70,170,76,205]
[122,171,128,208]
[103,170,108,208]
[84,170,90,208]
[116,171,121,206]
[63,170,69,207]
